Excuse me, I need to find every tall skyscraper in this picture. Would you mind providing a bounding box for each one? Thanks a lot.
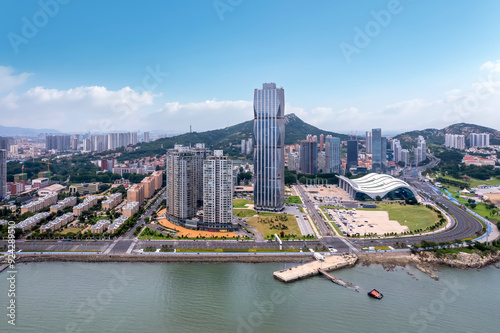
[143,132,150,143]
[346,135,358,171]
[203,150,234,230]
[392,139,402,163]
[46,135,71,151]
[325,136,341,174]
[241,139,246,154]
[319,134,324,152]
[371,128,382,173]
[166,145,198,225]
[365,131,372,154]
[299,138,318,174]
[444,134,466,150]
[0,149,6,199]
[253,83,285,211]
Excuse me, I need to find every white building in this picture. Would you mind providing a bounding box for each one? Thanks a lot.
[470,133,490,148]
[445,134,466,150]
[202,150,234,231]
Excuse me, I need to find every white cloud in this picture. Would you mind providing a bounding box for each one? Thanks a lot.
[1,86,157,132]
[0,66,32,92]
[147,99,253,132]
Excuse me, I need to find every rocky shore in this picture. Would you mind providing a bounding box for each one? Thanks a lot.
[357,250,500,280]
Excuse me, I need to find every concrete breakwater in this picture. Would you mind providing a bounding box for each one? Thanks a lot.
[10,253,315,264]
[273,254,358,282]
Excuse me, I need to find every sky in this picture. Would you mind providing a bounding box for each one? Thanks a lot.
[1,0,500,135]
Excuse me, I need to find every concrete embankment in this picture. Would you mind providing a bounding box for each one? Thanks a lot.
[14,253,315,264]
[273,255,357,282]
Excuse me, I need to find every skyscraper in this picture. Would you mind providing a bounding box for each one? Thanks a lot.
[325,136,341,173]
[365,131,372,154]
[166,145,198,225]
[0,149,6,199]
[203,150,234,231]
[253,83,285,211]
[143,132,150,143]
[346,135,358,171]
[371,128,382,172]
[470,133,490,148]
[319,134,324,152]
[299,137,318,174]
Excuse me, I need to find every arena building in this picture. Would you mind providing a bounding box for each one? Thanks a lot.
[337,173,417,201]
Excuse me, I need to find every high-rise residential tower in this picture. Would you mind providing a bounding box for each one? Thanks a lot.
[253,83,285,211]
[166,145,198,225]
[203,150,234,231]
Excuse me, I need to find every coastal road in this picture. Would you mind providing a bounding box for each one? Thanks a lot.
[295,185,358,253]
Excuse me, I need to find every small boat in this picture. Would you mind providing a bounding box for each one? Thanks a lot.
[367,289,383,299]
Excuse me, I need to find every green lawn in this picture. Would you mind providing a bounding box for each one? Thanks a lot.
[285,196,303,204]
[359,203,441,232]
[176,248,300,253]
[234,209,256,218]
[58,227,84,235]
[233,199,253,208]
[437,174,500,190]
[138,227,173,240]
[247,213,302,238]
[470,202,500,223]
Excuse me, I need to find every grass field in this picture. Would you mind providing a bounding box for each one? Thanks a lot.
[359,203,441,232]
[176,248,300,253]
[285,196,303,204]
[448,195,500,223]
[437,174,500,190]
[57,227,84,235]
[247,213,302,238]
[234,209,256,218]
[233,199,253,208]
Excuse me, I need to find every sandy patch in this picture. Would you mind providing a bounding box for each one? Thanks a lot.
[329,209,408,236]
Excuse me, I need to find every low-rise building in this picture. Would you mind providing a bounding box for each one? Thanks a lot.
[38,184,65,196]
[122,201,139,217]
[15,212,50,231]
[107,216,128,233]
[91,219,110,234]
[20,193,58,214]
[49,196,77,214]
[69,182,100,195]
[102,193,122,210]
[73,196,99,216]
[40,213,74,233]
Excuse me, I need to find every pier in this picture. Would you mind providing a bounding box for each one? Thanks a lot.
[318,269,359,291]
[273,254,357,283]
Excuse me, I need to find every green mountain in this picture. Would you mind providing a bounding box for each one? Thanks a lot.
[394,123,500,148]
[111,114,347,161]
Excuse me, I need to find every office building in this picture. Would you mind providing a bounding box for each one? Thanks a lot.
[0,149,7,199]
[371,128,386,173]
[202,150,234,231]
[346,135,358,170]
[365,131,372,154]
[325,136,341,174]
[392,139,402,163]
[253,83,285,211]
[299,137,318,174]
[469,133,490,148]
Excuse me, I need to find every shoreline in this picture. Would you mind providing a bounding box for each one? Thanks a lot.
[3,251,500,272]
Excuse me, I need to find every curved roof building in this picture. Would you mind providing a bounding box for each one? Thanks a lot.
[337,173,417,201]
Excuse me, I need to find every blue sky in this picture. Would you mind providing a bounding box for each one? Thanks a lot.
[1,0,500,134]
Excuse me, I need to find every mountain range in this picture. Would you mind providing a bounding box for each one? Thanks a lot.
[0,125,61,137]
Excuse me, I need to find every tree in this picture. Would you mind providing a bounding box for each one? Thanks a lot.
[375,195,382,202]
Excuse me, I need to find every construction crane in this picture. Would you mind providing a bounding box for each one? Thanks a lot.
[41,160,51,172]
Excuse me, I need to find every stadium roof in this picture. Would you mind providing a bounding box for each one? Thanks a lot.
[337,173,417,200]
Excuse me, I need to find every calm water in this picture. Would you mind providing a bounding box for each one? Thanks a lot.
[1,261,499,333]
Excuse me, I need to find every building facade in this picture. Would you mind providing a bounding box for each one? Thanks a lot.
[202,150,234,231]
[0,149,6,199]
[253,83,285,211]
[299,138,318,174]
[325,136,341,174]
[346,135,358,171]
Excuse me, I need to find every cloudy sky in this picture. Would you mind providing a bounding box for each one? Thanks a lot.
[1,0,500,135]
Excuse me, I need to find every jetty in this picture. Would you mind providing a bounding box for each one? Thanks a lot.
[273,254,357,283]
[318,269,359,291]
